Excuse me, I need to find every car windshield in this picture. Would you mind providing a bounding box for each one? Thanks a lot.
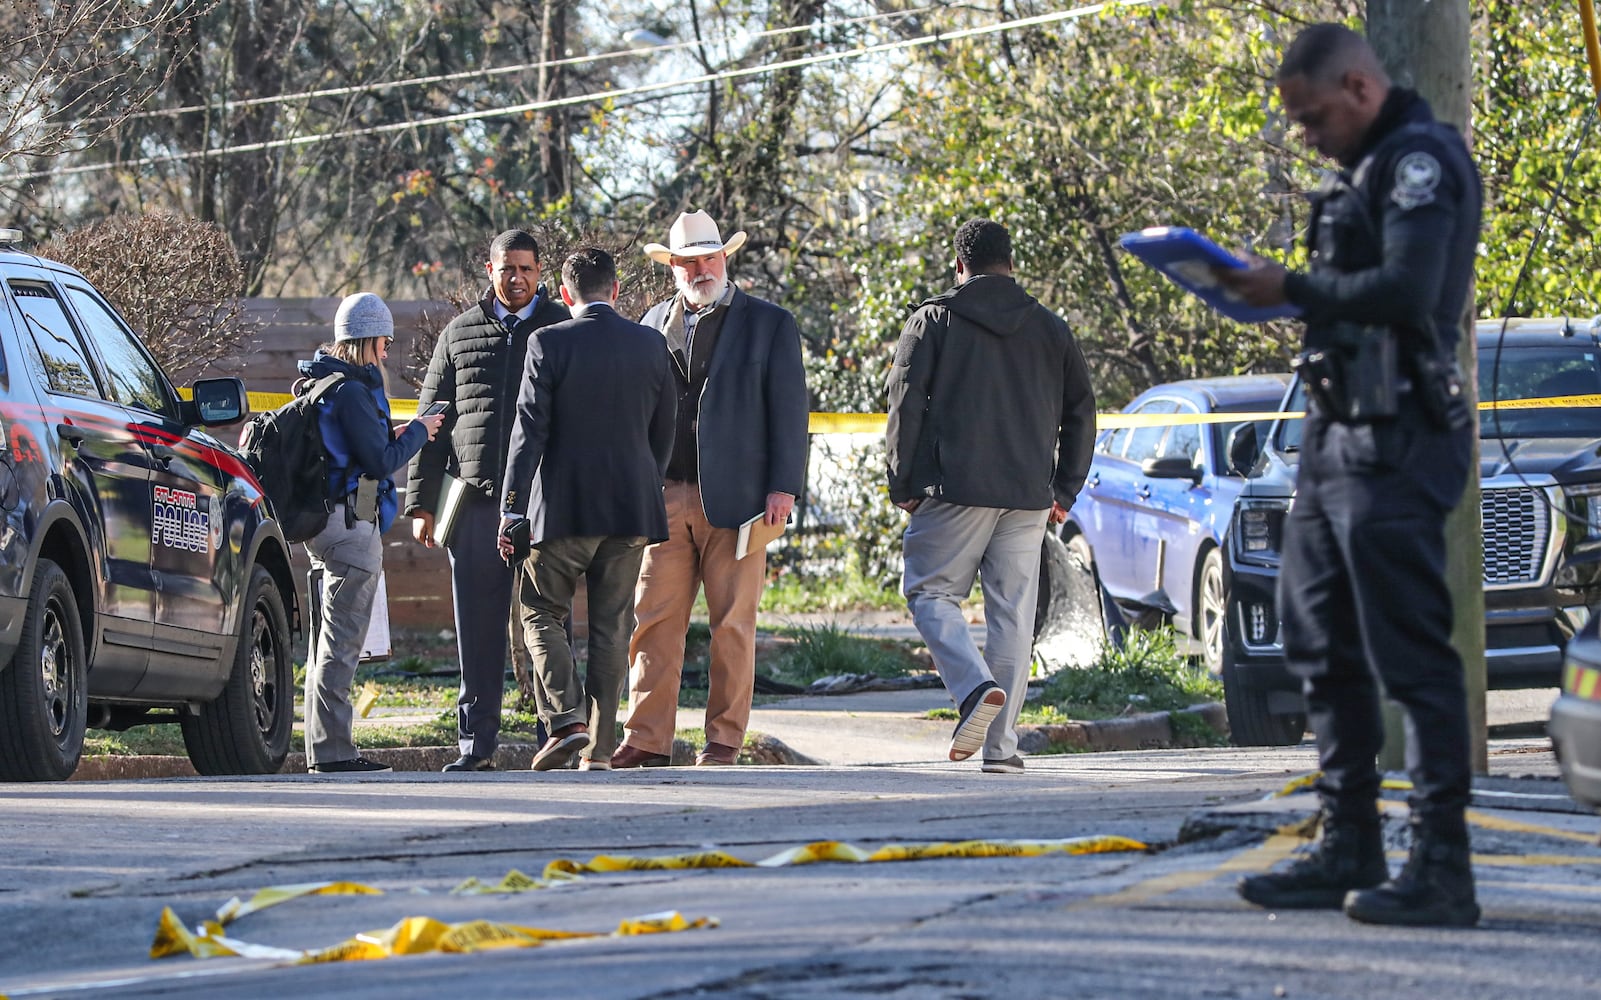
[1210,399,1288,472]
[1277,381,1308,452]
[1480,345,1601,438]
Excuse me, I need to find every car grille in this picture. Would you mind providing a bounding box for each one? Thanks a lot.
[1481,487,1550,586]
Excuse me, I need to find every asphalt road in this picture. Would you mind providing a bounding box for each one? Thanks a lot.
[2,743,1597,1000]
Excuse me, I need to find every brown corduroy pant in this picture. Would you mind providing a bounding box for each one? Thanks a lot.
[623,481,767,755]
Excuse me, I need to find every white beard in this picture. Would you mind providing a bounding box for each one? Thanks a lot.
[678,273,727,309]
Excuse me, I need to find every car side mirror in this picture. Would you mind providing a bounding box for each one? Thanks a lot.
[186,377,249,427]
[1141,455,1201,482]
[1226,423,1260,477]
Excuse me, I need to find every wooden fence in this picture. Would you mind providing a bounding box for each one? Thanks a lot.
[196,298,540,637]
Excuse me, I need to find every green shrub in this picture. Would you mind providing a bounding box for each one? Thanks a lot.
[1022,626,1222,722]
[768,621,918,685]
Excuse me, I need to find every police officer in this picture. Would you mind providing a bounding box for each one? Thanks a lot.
[1216,23,1482,927]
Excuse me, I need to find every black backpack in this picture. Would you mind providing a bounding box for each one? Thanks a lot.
[237,374,346,542]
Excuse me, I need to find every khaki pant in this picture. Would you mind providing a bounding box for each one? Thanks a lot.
[624,481,766,754]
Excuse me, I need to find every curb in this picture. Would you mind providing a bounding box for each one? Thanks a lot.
[1015,702,1229,755]
[68,735,820,781]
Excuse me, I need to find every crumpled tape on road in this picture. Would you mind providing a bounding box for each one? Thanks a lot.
[215,881,384,925]
[1268,772,1414,800]
[151,906,714,962]
[451,867,583,895]
[542,835,1148,877]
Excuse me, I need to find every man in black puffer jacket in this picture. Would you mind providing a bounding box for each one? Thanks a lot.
[886,219,1096,774]
[406,230,569,772]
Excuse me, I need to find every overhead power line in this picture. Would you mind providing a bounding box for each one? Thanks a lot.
[105,3,948,123]
[4,0,1156,184]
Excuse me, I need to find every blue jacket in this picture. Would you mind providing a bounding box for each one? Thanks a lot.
[298,352,428,532]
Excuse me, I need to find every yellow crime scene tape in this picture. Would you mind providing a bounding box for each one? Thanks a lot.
[1268,771,1418,799]
[151,906,714,963]
[540,835,1148,876]
[215,881,383,925]
[148,835,1146,963]
[216,391,1599,433]
[353,681,382,719]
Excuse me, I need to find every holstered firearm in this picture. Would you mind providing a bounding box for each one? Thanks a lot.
[1293,323,1400,422]
[1294,322,1470,430]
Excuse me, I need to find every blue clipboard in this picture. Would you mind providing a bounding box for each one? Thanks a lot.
[1118,227,1301,323]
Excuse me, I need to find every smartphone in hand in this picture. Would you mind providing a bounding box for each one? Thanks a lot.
[420,400,451,417]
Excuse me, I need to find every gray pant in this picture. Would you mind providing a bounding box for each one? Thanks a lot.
[519,534,648,762]
[902,500,1049,760]
[304,507,383,766]
[446,491,515,757]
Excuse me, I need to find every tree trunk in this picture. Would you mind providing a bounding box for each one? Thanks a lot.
[223,0,290,295]
[1365,1,1486,775]
[536,0,569,205]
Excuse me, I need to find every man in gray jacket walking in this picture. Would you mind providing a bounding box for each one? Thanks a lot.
[886,218,1096,772]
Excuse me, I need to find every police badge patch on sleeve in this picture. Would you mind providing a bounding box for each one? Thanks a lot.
[1392,151,1442,210]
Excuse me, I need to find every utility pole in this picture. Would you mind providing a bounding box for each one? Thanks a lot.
[1365,1,1488,775]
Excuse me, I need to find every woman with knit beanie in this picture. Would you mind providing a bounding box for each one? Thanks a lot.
[299,293,445,773]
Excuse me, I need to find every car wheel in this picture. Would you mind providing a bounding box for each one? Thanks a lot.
[1196,548,1226,675]
[0,559,87,781]
[1220,635,1305,747]
[182,566,292,775]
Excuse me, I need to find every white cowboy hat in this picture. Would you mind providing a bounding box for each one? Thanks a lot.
[643,210,748,265]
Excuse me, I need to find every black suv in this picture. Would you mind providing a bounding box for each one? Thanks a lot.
[1221,319,1601,744]
[0,234,298,780]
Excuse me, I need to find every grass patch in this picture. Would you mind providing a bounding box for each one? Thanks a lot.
[765,621,920,687]
[1170,709,1228,748]
[1020,625,1222,724]
[760,571,904,613]
[922,707,957,721]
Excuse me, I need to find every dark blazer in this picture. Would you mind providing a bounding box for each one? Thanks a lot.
[640,288,810,528]
[500,302,676,543]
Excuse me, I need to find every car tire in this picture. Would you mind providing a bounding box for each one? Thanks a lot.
[1220,634,1305,747]
[1196,548,1226,676]
[0,559,87,781]
[182,565,292,775]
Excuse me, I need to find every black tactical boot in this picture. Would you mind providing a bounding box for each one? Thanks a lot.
[1344,821,1479,927]
[1238,815,1388,910]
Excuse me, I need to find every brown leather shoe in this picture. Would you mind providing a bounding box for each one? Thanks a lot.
[695,741,739,766]
[531,723,591,771]
[610,743,671,769]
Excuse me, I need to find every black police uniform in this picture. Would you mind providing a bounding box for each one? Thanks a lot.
[1278,88,1482,837]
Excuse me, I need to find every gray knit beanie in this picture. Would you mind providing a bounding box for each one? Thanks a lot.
[334,292,394,342]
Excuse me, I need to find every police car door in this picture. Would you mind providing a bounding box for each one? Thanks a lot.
[2,272,154,692]
[58,283,231,695]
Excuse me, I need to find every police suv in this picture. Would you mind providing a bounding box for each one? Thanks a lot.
[1221,319,1601,745]
[0,231,297,780]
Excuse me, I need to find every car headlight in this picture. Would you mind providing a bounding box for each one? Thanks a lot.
[1234,498,1291,567]
[1567,483,1601,546]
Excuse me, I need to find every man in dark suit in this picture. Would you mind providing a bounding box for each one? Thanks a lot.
[498,248,677,771]
[612,211,810,768]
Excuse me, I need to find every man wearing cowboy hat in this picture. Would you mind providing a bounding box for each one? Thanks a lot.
[612,210,809,768]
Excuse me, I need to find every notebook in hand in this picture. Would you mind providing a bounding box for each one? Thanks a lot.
[736,512,787,560]
[433,473,470,546]
[1118,226,1301,323]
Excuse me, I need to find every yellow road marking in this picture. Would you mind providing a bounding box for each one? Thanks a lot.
[1466,809,1601,844]
[1070,820,1314,909]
